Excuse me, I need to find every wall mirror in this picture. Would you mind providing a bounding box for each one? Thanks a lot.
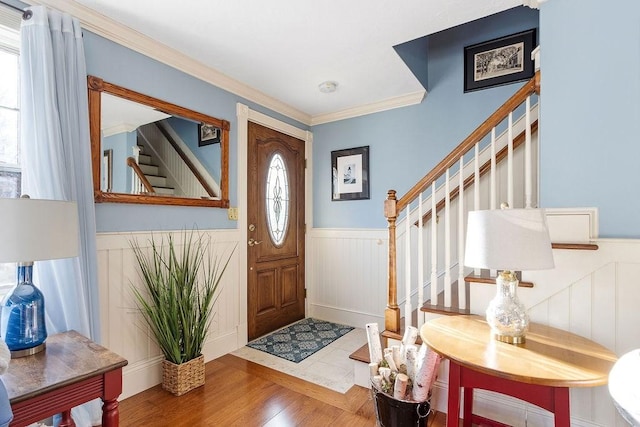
[88,75,229,207]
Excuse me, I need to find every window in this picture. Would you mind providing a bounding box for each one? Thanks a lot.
[0,47,20,197]
[0,10,21,290]
[265,153,290,246]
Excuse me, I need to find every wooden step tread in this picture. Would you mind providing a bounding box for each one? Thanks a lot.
[552,242,599,250]
[349,343,370,364]
[421,280,470,315]
[420,302,470,316]
[466,271,534,288]
[381,306,428,339]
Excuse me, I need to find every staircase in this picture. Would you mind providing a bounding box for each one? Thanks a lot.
[381,71,542,341]
[349,70,599,384]
[128,146,176,195]
[128,121,218,199]
[135,149,175,195]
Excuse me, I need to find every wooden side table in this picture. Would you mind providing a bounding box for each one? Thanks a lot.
[420,315,617,427]
[3,330,128,427]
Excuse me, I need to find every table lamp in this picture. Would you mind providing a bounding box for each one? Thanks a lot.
[0,196,79,357]
[464,207,554,344]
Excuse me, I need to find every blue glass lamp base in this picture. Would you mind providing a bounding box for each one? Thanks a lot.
[1,264,47,358]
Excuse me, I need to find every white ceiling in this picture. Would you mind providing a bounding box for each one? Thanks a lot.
[101,93,170,137]
[70,0,523,121]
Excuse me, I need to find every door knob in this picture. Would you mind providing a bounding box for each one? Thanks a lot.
[248,238,263,247]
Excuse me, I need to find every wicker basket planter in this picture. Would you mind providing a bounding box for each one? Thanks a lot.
[162,354,205,396]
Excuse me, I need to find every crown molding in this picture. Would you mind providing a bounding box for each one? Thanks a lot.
[25,0,429,127]
[310,90,426,126]
[522,0,549,9]
[26,0,313,125]
[102,123,137,137]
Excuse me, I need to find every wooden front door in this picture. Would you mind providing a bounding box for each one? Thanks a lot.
[247,122,305,340]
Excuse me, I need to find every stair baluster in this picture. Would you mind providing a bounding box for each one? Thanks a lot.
[525,96,533,208]
[404,203,412,327]
[457,156,466,310]
[430,181,438,307]
[417,193,424,329]
[444,168,451,308]
[508,111,514,208]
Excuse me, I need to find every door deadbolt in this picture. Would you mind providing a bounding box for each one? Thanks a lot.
[248,224,256,232]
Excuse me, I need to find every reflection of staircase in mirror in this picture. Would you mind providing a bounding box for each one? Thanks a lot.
[136,149,175,195]
[135,121,217,199]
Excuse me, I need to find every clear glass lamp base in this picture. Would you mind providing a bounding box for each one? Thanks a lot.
[486,271,529,344]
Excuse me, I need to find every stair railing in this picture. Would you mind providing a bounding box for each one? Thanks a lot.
[384,71,541,335]
[127,157,155,194]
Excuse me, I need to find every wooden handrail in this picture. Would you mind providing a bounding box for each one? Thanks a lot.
[126,157,155,194]
[395,71,540,213]
[415,120,539,226]
[154,123,218,198]
[552,243,599,250]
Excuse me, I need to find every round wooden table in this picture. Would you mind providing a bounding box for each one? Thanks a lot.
[420,315,617,427]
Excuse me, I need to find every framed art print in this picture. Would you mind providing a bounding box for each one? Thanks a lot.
[198,122,221,146]
[331,146,370,201]
[464,29,536,92]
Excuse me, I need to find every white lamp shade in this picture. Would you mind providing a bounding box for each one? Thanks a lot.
[0,198,79,263]
[464,208,554,271]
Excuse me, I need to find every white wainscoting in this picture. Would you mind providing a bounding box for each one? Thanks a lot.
[459,238,640,427]
[96,229,241,399]
[307,228,388,329]
[100,225,638,426]
[308,226,638,426]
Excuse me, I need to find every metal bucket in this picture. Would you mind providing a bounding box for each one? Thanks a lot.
[371,386,430,427]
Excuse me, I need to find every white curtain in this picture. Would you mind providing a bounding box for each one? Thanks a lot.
[20,6,100,426]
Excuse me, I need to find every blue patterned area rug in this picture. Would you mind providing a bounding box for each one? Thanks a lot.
[247,318,354,363]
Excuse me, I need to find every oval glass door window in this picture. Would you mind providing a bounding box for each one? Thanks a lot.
[265,153,289,246]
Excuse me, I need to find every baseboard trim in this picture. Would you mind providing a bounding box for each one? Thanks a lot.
[308,303,382,329]
[122,332,239,399]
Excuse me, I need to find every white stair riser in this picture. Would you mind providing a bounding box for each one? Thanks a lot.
[353,360,371,388]
[146,175,167,187]
[153,187,175,195]
[138,154,152,164]
[139,164,159,175]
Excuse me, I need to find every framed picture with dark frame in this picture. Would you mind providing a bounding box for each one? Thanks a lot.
[331,146,370,201]
[464,29,536,92]
[198,122,221,146]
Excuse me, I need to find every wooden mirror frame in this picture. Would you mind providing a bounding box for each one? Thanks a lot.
[88,75,230,208]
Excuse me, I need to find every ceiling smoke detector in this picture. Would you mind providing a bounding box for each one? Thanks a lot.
[318,81,338,93]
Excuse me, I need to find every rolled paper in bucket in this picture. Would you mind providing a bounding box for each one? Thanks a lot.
[371,384,430,427]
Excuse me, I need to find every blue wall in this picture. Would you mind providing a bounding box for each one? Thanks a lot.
[311,7,539,228]
[539,0,640,238]
[83,31,307,232]
[83,1,640,237]
[164,116,221,183]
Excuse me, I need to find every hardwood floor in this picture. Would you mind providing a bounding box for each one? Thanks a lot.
[119,354,447,426]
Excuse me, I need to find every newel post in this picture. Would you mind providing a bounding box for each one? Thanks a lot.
[384,190,400,333]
